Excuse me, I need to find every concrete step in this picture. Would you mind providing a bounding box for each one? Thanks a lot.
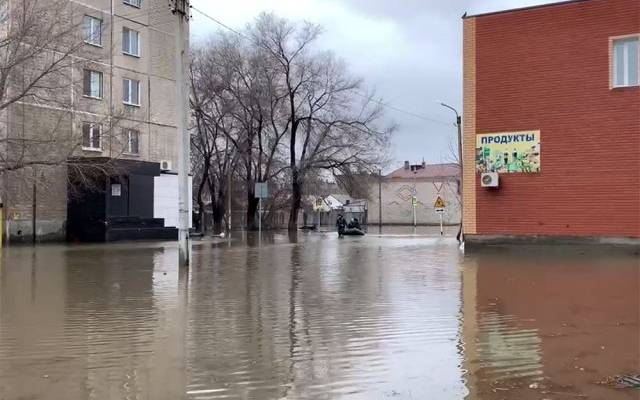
[107,217,166,229]
[105,227,178,241]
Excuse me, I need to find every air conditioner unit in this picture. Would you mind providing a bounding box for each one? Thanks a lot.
[481,172,499,188]
[160,160,172,171]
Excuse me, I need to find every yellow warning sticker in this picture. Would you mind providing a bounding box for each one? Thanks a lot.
[434,196,445,209]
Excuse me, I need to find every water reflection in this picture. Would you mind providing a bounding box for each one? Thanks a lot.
[0,244,186,400]
[0,236,637,400]
[462,247,639,400]
[186,233,465,399]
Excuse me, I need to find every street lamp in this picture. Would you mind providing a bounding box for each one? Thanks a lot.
[440,102,463,243]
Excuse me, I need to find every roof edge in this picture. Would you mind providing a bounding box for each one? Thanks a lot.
[462,0,593,19]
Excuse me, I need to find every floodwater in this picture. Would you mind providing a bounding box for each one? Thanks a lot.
[0,230,638,400]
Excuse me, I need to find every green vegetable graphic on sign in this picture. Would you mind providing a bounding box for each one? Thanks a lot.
[476,130,540,173]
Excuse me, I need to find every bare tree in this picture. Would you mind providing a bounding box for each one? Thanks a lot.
[190,50,239,233]
[190,33,290,230]
[190,14,393,231]
[250,14,392,230]
[334,169,377,200]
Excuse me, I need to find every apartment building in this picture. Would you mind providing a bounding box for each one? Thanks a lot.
[463,0,639,244]
[1,0,188,242]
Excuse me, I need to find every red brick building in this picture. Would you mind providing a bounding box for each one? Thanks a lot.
[462,0,639,243]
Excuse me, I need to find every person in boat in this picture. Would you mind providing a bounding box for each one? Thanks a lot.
[336,214,347,236]
[347,218,362,230]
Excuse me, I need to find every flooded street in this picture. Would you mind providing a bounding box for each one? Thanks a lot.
[0,231,637,399]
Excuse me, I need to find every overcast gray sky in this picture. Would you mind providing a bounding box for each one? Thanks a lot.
[190,0,558,170]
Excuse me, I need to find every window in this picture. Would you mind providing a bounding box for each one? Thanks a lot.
[83,69,103,99]
[82,123,101,150]
[122,27,140,57]
[123,0,142,7]
[83,16,102,46]
[123,78,140,105]
[111,183,122,197]
[612,37,639,87]
[125,129,140,154]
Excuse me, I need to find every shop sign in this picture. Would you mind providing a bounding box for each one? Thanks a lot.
[476,130,541,173]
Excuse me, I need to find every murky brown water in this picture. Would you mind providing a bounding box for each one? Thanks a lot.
[0,231,638,399]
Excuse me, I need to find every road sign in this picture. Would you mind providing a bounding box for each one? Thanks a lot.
[411,196,417,206]
[254,182,269,235]
[434,196,446,235]
[254,182,268,199]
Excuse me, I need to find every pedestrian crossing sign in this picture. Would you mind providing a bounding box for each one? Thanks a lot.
[434,196,446,210]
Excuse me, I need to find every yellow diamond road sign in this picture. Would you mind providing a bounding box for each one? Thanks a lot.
[434,196,445,209]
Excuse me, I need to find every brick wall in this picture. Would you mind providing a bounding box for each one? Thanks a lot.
[465,0,640,238]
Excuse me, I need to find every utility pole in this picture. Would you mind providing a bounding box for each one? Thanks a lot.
[32,167,36,244]
[172,0,190,265]
[227,167,232,233]
[441,103,463,243]
[378,169,382,231]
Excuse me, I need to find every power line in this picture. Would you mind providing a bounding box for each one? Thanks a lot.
[352,92,453,126]
[190,6,454,128]
[191,6,250,40]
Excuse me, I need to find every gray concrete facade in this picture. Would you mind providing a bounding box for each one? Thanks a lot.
[1,0,182,242]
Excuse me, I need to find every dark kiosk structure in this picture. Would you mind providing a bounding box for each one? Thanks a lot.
[67,158,178,242]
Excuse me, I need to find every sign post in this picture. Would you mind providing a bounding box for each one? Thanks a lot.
[434,196,446,236]
[411,185,418,227]
[316,198,323,230]
[255,182,269,235]
[259,198,262,235]
[411,196,418,226]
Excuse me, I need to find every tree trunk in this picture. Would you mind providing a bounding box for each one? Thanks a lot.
[212,204,225,234]
[196,169,208,234]
[212,186,226,234]
[244,133,259,230]
[247,195,259,231]
[197,197,206,234]
[288,172,302,231]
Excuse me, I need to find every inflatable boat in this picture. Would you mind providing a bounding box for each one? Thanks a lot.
[340,228,365,236]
